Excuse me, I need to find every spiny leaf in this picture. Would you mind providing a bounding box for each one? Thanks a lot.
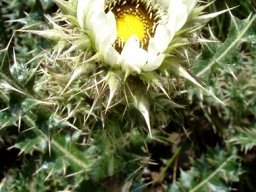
[140,71,170,99]
[0,37,12,73]
[18,29,70,41]
[177,65,225,105]
[196,14,256,77]
[105,71,121,112]
[190,155,236,192]
[169,147,240,192]
[53,0,77,17]
[0,111,19,128]
[61,66,85,94]
[229,125,256,153]
[29,0,45,21]
[132,92,151,137]
[50,134,91,171]
[10,134,47,155]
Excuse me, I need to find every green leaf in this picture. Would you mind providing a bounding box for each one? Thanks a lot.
[229,124,256,153]
[0,41,12,74]
[11,134,47,155]
[106,71,121,111]
[50,134,92,172]
[0,111,19,128]
[29,0,45,21]
[132,92,151,137]
[196,14,256,77]
[53,0,77,16]
[169,147,240,192]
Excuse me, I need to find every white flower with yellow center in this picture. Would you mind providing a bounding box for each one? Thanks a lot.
[77,0,196,73]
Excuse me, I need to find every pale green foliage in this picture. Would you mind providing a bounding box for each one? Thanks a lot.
[1,0,256,191]
[169,147,239,192]
[230,126,256,153]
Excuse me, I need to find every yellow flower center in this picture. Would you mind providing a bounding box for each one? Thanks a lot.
[116,14,145,43]
[107,1,158,52]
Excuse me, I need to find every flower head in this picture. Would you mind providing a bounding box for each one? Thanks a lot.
[77,0,196,73]
[25,0,226,136]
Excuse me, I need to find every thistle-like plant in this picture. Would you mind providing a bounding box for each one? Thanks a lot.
[3,0,255,191]
[22,0,228,137]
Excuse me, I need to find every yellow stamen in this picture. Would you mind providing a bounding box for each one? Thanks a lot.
[108,1,158,51]
[116,14,145,42]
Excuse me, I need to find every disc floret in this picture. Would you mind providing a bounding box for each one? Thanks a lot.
[107,0,160,51]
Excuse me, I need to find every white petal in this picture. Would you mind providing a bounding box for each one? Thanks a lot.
[93,12,117,53]
[103,11,117,45]
[142,53,165,71]
[167,0,188,32]
[85,0,105,31]
[156,0,169,8]
[87,0,104,15]
[86,11,105,34]
[174,3,188,31]
[103,47,120,66]
[148,25,171,54]
[184,0,197,14]
[120,36,148,73]
[77,0,91,29]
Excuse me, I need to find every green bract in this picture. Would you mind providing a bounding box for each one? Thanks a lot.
[21,0,223,135]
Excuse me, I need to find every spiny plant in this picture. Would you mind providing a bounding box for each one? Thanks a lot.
[1,0,256,191]
[22,0,226,136]
[169,8,256,192]
[1,0,219,191]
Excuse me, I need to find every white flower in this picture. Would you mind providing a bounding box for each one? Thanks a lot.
[77,0,196,73]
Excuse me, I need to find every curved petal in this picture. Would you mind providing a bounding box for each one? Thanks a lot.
[103,11,117,45]
[77,0,91,29]
[120,36,148,73]
[103,46,120,66]
[85,0,105,31]
[93,12,117,53]
[184,0,197,14]
[86,11,105,34]
[87,0,104,15]
[148,24,171,54]
[142,53,165,71]
[156,0,169,8]
[167,0,188,33]
[174,2,188,31]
